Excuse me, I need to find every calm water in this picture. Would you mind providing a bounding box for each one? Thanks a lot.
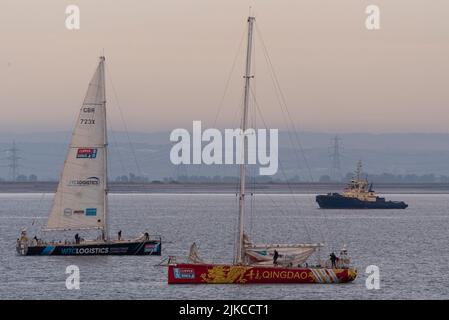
[0,193,448,300]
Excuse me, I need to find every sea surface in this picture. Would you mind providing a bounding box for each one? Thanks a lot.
[0,193,448,300]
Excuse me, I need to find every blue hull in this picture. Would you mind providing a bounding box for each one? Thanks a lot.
[316,194,408,209]
[18,239,161,256]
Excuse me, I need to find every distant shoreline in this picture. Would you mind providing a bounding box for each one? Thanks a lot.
[1,181,449,194]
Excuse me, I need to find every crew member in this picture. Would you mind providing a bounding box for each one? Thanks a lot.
[273,249,279,265]
[20,229,28,243]
[329,252,337,268]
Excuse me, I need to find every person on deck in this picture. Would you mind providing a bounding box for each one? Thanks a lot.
[20,229,28,243]
[329,252,337,268]
[118,230,122,241]
[75,233,80,244]
[273,249,279,265]
[144,232,149,241]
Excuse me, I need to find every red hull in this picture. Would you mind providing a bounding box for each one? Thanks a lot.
[168,263,357,284]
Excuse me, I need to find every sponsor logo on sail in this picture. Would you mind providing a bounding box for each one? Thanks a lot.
[68,176,100,186]
[73,210,84,215]
[76,148,97,159]
[63,208,72,216]
[173,268,195,279]
[85,208,97,216]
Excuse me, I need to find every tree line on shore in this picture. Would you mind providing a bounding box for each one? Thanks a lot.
[2,172,449,184]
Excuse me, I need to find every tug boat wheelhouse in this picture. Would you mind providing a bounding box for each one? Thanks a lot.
[167,16,357,284]
[16,57,161,256]
[316,161,408,209]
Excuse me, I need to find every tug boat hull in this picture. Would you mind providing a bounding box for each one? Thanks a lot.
[168,263,357,284]
[17,239,161,256]
[316,194,408,209]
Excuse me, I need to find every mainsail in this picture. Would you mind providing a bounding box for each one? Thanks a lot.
[46,57,108,233]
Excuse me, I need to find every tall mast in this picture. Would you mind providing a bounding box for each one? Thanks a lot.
[100,56,109,241]
[235,16,255,265]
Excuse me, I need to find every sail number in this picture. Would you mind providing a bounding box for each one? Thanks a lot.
[80,119,95,125]
[83,107,95,113]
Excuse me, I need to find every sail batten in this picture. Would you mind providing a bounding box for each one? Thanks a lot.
[46,57,107,232]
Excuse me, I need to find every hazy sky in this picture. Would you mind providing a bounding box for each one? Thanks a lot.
[1,0,449,133]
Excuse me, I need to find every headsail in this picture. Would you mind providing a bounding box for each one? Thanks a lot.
[188,242,205,264]
[45,57,108,232]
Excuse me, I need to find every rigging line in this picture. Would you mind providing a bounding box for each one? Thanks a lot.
[105,115,144,226]
[250,29,257,240]
[188,88,245,182]
[106,115,127,178]
[249,95,326,246]
[212,27,247,128]
[104,64,142,177]
[254,23,332,246]
[104,63,156,230]
[254,23,309,174]
[254,40,304,182]
[255,23,314,182]
[212,88,246,182]
[228,90,246,194]
[233,191,240,263]
[249,86,313,243]
[190,33,248,179]
[248,165,255,238]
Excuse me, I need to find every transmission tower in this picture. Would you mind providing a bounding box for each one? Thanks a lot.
[5,141,21,181]
[175,163,188,182]
[329,135,342,181]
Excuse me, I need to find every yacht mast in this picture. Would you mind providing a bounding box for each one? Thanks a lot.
[100,56,109,241]
[235,16,255,265]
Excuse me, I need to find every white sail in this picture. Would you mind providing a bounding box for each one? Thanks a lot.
[188,242,205,264]
[245,245,322,266]
[46,57,108,232]
[243,234,323,266]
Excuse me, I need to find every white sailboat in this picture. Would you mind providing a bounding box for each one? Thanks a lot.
[16,57,161,256]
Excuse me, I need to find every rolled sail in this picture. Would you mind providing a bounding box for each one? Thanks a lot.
[46,57,107,231]
[243,235,324,266]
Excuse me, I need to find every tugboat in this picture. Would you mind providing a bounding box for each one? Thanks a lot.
[316,161,408,209]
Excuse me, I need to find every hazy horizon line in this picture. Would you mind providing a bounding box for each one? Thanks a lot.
[2,129,449,136]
